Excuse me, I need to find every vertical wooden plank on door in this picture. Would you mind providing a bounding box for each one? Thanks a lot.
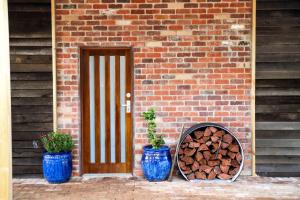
[94,56,100,165]
[82,50,91,172]
[115,55,121,165]
[125,49,133,172]
[105,55,111,169]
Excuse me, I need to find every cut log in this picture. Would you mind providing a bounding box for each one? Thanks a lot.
[219,149,227,156]
[178,148,184,155]
[204,127,212,137]
[229,167,239,176]
[228,144,239,153]
[214,130,225,137]
[181,156,194,165]
[181,143,188,148]
[203,136,210,142]
[236,152,242,163]
[199,144,209,151]
[209,126,218,133]
[187,173,195,180]
[189,142,200,148]
[198,138,205,144]
[183,169,192,175]
[195,171,206,179]
[214,166,222,174]
[212,143,220,152]
[221,158,231,166]
[223,134,233,144]
[195,151,203,162]
[191,161,200,171]
[184,148,196,156]
[178,161,189,171]
[220,165,230,174]
[194,131,204,139]
[183,135,193,143]
[218,173,232,180]
[214,153,222,160]
[221,142,230,149]
[200,165,213,174]
[199,159,207,165]
[203,151,211,161]
[231,159,240,168]
[205,141,212,146]
[208,160,220,167]
[208,170,217,180]
[211,136,219,143]
[227,151,236,159]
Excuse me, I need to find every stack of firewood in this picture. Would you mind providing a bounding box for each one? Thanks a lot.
[178,126,242,180]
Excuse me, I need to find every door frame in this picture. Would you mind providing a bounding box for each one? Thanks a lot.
[79,46,134,174]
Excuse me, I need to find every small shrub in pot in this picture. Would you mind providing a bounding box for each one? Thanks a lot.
[141,108,172,181]
[40,132,74,184]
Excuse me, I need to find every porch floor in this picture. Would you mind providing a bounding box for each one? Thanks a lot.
[13,176,300,200]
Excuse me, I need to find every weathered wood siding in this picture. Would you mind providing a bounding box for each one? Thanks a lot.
[256,0,300,176]
[9,0,52,176]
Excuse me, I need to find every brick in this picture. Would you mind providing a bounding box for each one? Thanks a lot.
[145,41,162,47]
[168,3,184,9]
[115,20,132,25]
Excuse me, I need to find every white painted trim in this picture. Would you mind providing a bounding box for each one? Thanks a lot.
[0,0,12,198]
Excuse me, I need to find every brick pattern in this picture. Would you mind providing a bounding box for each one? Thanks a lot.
[55,0,253,176]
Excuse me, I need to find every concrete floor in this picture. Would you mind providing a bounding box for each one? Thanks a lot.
[13,176,300,200]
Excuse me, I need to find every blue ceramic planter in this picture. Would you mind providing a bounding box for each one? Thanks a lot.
[141,145,172,182]
[43,151,72,184]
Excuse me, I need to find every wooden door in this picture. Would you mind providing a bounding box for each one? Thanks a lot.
[80,48,133,173]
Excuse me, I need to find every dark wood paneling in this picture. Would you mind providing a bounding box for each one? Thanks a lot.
[256,96,300,105]
[257,0,300,10]
[256,130,300,139]
[11,72,52,81]
[12,131,46,140]
[13,166,43,175]
[257,164,300,173]
[13,113,53,123]
[256,155,300,164]
[256,172,300,177]
[257,36,300,45]
[256,104,300,113]
[256,113,300,122]
[256,0,300,177]
[12,97,52,106]
[13,148,43,158]
[9,0,52,176]
[257,26,300,36]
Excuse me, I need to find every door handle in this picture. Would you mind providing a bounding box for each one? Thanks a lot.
[121,100,131,113]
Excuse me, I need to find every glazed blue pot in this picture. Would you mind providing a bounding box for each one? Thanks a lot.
[42,151,72,184]
[141,145,172,182]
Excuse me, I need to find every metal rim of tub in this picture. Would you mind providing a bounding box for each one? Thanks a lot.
[177,122,244,182]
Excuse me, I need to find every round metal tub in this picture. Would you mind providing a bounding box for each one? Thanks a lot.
[177,123,244,182]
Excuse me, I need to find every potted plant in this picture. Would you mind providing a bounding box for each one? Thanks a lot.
[141,108,172,181]
[39,132,74,184]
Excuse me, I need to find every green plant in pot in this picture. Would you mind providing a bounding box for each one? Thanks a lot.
[140,108,172,181]
[40,132,74,184]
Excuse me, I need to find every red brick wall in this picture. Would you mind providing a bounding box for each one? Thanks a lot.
[55,0,253,176]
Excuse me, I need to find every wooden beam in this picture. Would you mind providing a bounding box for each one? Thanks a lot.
[251,0,257,176]
[51,0,57,131]
[0,0,12,199]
